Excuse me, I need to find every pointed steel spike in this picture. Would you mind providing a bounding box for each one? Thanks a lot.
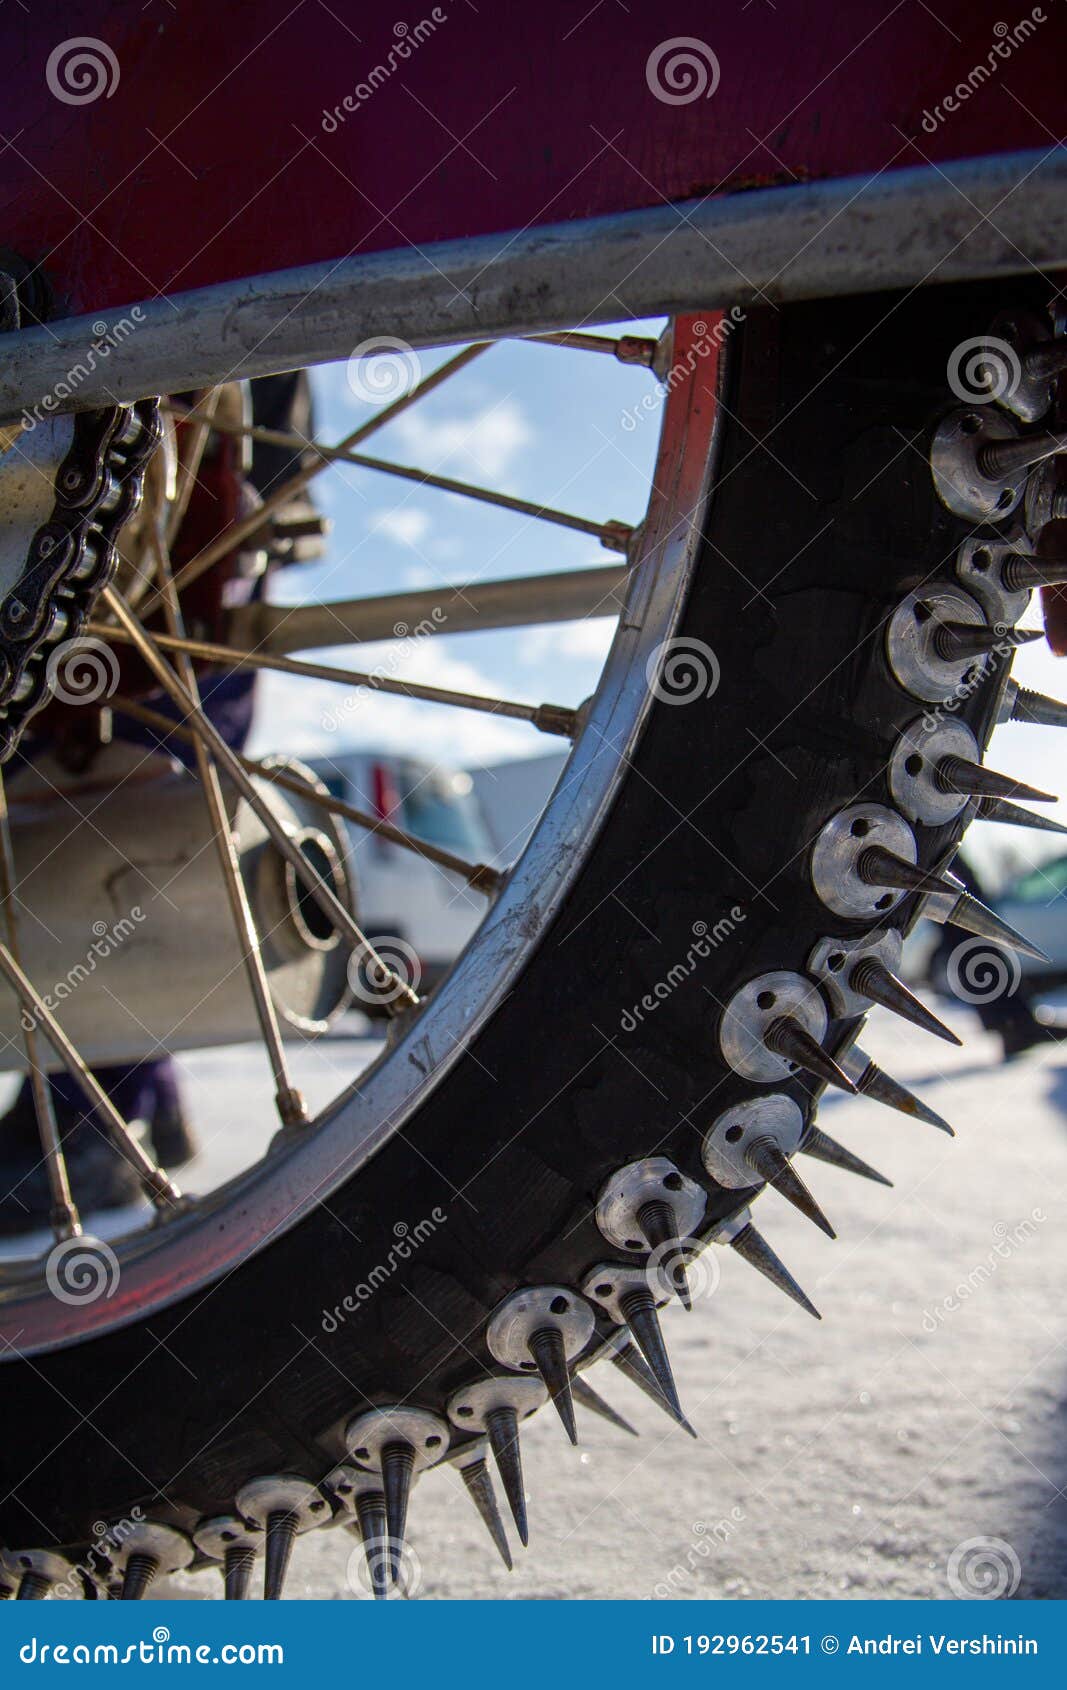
[16,1571,53,1601]
[618,1285,684,1421]
[848,957,962,1047]
[263,1510,299,1601]
[943,889,1050,964]
[936,753,1056,805]
[381,1442,416,1586]
[460,1456,513,1571]
[1011,684,1067,728]
[485,1405,529,1547]
[637,1196,692,1309]
[120,1552,158,1601]
[528,1325,578,1445]
[729,1222,821,1318]
[933,621,1042,663]
[858,843,959,898]
[742,1136,836,1239]
[849,1053,955,1135]
[572,1374,640,1437]
[608,1340,698,1437]
[801,1125,893,1188]
[977,794,1067,835]
[764,1015,858,1096]
[1000,552,1067,592]
[223,1544,255,1602]
[354,1490,391,1599]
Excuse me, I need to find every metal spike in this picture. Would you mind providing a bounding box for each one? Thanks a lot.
[847,957,961,1047]
[572,1375,639,1437]
[931,886,1051,964]
[1000,552,1067,592]
[16,1571,53,1601]
[381,1442,416,1586]
[843,1047,955,1135]
[764,1015,858,1096]
[742,1136,836,1239]
[637,1196,692,1309]
[263,1511,299,1601]
[120,1553,158,1601]
[528,1325,578,1445]
[459,1456,513,1571]
[485,1405,529,1547]
[979,430,1067,479]
[933,621,1042,663]
[976,795,1067,835]
[608,1339,698,1437]
[1011,685,1067,728]
[935,753,1055,805]
[801,1125,892,1187]
[354,1490,390,1600]
[618,1285,683,1420]
[222,1544,255,1602]
[729,1222,821,1319]
[858,843,959,898]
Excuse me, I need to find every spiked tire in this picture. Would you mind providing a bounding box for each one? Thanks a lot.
[0,278,1056,1590]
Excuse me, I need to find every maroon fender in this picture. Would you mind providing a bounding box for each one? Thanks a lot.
[0,0,1063,317]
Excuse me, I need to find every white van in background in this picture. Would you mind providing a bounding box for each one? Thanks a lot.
[306,751,496,990]
[469,751,569,860]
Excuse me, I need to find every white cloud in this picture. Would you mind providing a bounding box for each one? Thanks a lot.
[392,398,534,481]
[368,507,431,548]
[518,618,616,665]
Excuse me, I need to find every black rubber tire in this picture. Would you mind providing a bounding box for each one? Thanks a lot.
[0,277,1044,1553]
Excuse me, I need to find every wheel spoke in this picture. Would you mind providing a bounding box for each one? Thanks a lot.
[148,523,309,1129]
[167,386,221,545]
[89,620,578,737]
[159,342,491,601]
[0,771,82,1242]
[111,695,503,893]
[523,330,659,367]
[100,586,420,1013]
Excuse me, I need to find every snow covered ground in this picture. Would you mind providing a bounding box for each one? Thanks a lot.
[147,996,1067,1602]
